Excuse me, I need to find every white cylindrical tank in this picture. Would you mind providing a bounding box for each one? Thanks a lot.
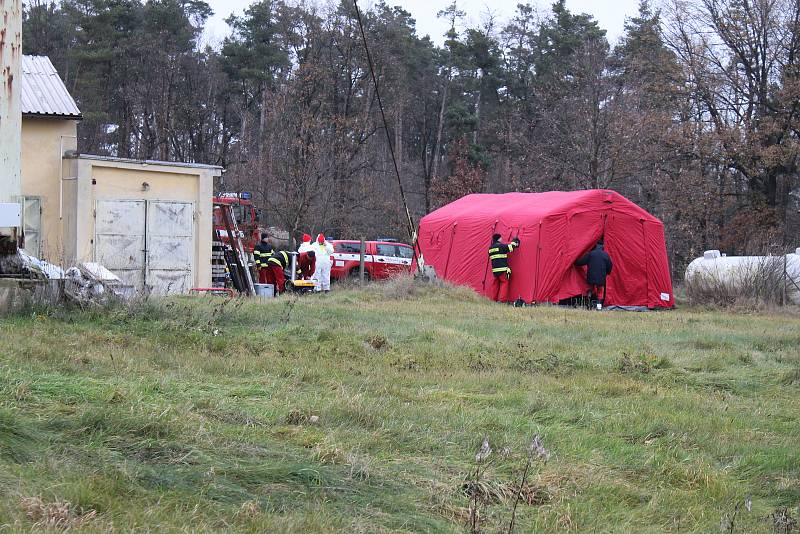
[1,0,22,205]
[685,248,800,305]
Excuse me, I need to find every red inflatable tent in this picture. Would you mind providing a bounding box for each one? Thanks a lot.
[417,190,674,308]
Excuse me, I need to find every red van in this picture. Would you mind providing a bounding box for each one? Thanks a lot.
[330,240,415,280]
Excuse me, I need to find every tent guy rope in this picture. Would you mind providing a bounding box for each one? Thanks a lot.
[352,0,417,249]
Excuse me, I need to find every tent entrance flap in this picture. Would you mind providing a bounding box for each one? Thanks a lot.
[555,210,608,302]
[512,224,538,303]
[604,212,648,307]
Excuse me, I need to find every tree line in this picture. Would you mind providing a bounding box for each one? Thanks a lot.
[23,0,800,275]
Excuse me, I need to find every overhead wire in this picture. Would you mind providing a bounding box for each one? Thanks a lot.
[352,0,418,248]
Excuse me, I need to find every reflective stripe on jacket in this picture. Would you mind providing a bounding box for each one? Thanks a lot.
[267,250,290,269]
[488,241,519,276]
[254,243,274,268]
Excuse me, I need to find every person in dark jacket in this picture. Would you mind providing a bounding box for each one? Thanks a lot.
[253,233,274,284]
[575,241,613,306]
[488,234,521,303]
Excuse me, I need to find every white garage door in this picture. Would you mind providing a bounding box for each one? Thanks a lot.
[146,201,194,294]
[95,199,194,295]
[95,200,146,290]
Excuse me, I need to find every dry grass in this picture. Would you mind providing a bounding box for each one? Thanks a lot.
[375,274,483,302]
[1,285,799,532]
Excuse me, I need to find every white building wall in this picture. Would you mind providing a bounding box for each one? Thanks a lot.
[0,0,22,206]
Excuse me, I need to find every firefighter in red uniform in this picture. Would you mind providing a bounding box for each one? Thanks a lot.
[267,250,290,293]
[297,250,316,280]
[253,233,274,284]
[488,234,521,303]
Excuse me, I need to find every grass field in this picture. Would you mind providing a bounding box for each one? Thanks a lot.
[0,280,798,533]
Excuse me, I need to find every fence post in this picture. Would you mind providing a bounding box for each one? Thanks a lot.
[359,237,366,284]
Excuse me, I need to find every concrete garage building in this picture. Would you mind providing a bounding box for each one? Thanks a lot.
[20,55,221,294]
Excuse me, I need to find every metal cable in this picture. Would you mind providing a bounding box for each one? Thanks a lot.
[352,0,417,245]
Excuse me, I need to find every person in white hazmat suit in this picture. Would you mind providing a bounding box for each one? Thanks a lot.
[311,233,334,292]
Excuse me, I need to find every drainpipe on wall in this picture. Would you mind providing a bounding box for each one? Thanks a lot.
[59,135,78,220]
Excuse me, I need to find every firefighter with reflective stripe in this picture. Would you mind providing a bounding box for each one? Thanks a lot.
[267,249,290,293]
[488,233,521,303]
[253,233,274,284]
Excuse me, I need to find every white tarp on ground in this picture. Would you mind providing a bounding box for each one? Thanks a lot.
[80,262,121,282]
[65,265,133,303]
[13,249,133,304]
[17,249,64,279]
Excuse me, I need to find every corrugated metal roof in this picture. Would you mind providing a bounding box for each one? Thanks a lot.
[21,55,82,119]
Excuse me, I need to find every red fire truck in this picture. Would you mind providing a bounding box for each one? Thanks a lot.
[213,193,261,253]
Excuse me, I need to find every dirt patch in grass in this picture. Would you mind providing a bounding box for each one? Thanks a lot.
[21,496,97,529]
[366,334,389,351]
[460,479,550,506]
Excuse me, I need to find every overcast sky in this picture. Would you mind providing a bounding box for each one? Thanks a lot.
[202,0,642,47]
